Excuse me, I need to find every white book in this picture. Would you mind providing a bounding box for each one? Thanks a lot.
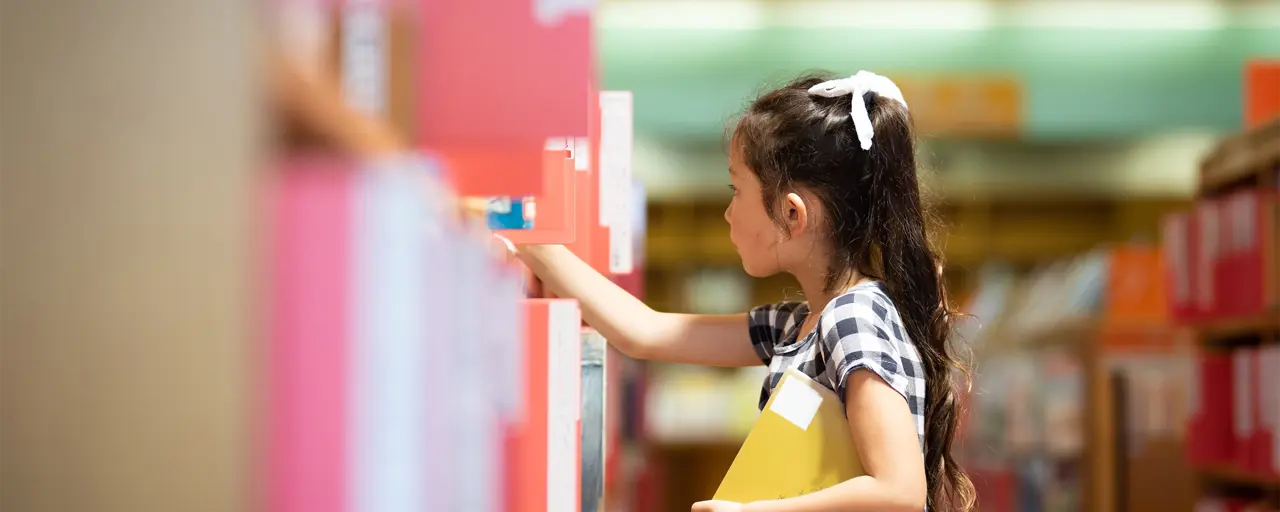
[351,163,431,512]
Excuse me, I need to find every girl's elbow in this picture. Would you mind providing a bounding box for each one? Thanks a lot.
[611,334,657,361]
[896,485,926,512]
[619,342,653,361]
[882,478,926,512]
[900,494,926,512]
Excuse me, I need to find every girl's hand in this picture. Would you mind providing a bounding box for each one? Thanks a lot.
[691,500,745,512]
[489,232,517,262]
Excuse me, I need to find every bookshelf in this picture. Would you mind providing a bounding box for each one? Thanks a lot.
[1172,82,1280,510]
[1199,118,1280,196]
[950,242,1203,512]
[265,5,648,512]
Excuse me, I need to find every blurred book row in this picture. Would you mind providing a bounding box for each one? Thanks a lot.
[266,152,651,512]
[264,0,663,510]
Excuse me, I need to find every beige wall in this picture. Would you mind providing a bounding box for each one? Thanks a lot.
[1,1,262,511]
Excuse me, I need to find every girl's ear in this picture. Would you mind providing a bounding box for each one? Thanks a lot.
[782,192,809,236]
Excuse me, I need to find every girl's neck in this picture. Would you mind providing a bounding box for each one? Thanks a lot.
[794,269,864,315]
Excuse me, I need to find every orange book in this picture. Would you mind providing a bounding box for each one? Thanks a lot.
[567,131,611,275]
[498,144,576,245]
[436,145,545,197]
[1246,60,1280,128]
[1104,245,1167,326]
[509,299,582,512]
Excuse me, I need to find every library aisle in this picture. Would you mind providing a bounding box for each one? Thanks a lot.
[1,1,1279,512]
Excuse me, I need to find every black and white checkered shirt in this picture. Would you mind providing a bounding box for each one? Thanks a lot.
[748,281,926,449]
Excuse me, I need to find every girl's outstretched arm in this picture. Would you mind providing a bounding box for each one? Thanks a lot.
[514,243,762,367]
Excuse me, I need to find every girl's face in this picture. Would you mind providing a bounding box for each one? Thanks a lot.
[725,144,788,278]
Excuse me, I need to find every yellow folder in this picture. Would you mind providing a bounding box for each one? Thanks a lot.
[713,368,865,502]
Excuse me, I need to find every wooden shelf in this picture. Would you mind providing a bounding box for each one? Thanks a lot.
[643,196,1189,275]
[1192,314,1280,344]
[1199,117,1280,196]
[1197,465,1280,491]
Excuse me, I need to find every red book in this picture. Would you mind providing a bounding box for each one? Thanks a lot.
[1190,352,1235,466]
[436,146,546,197]
[1218,192,1269,317]
[1220,193,1243,318]
[1161,211,1196,322]
[587,89,614,276]
[497,145,577,245]
[416,0,592,197]
[1194,200,1222,321]
[1233,348,1258,471]
[566,88,612,276]
[1255,345,1280,476]
[510,299,582,512]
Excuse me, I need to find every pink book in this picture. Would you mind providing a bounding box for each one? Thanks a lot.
[266,159,352,512]
[415,0,591,149]
[416,0,593,197]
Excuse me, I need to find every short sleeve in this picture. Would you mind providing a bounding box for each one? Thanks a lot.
[817,293,913,406]
[746,302,803,366]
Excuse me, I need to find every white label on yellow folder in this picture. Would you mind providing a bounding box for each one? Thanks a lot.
[769,377,823,430]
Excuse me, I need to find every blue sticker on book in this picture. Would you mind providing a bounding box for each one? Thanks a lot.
[486,197,535,230]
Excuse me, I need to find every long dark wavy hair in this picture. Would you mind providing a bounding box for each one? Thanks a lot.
[733,71,975,511]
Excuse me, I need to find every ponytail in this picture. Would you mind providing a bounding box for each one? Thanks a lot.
[859,96,975,512]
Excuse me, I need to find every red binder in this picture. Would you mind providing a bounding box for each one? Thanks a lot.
[1189,352,1235,466]
[436,146,546,197]
[1194,200,1222,321]
[1161,211,1196,322]
[1254,345,1280,476]
[587,92,612,275]
[566,89,612,276]
[416,0,592,196]
[497,145,577,245]
[1224,190,1275,318]
[1233,348,1258,471]
[510,299,582,512]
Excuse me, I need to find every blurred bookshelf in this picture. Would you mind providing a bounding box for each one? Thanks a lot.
[1169,63,1280,512]
[1167,112,1280,512]
[640,195,1190,315]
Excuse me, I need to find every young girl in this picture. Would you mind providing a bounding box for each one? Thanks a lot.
[501,70,973,512]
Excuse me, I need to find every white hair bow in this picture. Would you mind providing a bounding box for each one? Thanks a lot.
[807,71,909,151]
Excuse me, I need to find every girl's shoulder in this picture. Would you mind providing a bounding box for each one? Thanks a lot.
[747,298,810,334]
[814,281,918,375]
[819,281,903,333]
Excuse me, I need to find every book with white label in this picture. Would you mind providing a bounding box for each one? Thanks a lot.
[713,369,865,503]
[598,91,634,274]
[547,300,583,512]
[514,299,583,512]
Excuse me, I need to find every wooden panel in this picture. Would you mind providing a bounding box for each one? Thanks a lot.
[0,2,259,511]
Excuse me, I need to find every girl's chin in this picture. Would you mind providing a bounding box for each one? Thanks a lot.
[738,259,778,279]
